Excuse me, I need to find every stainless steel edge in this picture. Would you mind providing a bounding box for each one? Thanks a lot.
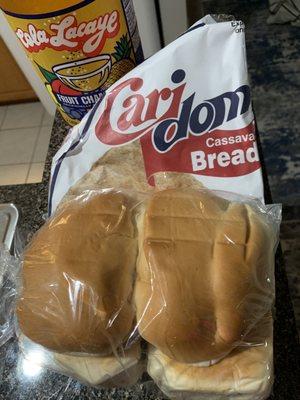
[0,204,19,250]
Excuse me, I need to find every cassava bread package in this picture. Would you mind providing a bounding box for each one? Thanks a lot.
[16,15,281,399]
[49,15,263,214]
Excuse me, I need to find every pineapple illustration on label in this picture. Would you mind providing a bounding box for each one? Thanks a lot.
[103,35,135,90]
[0,0,143,126]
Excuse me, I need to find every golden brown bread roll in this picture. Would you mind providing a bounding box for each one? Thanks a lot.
[54,343,142,387]
[17,191,137,354]
[147,338,273,400]
[147,315,273,399]
[135,189,274,364]
[18,333,142,387]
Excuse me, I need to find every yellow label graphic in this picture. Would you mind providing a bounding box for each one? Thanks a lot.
[1,0,142,126]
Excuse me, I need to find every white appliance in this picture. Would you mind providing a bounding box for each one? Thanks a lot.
[134,0,188,56]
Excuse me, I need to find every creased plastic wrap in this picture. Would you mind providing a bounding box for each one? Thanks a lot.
[134,189,279,365]
[0,245,20,346]
[15,187,280,397]
[16,190,144,387]
[148,327,273,400]
[134,189,280,400]
[18,333,142,388]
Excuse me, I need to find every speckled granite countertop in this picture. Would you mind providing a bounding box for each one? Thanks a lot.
[0,112,299,399]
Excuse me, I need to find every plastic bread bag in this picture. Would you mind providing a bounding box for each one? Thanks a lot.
[16,189,145,387]
[133,188,280,361]
[15,186,280,396]
[49,15,265,216]
[0,244,21,348]
[133,188,281,399]
[147,315,274,400]
[18,333,142,388]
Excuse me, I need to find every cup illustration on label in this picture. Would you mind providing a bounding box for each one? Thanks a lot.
[36,34,135,122]
[53,54,112,92]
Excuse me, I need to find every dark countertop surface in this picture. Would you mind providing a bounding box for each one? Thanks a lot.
[0,112,299,399]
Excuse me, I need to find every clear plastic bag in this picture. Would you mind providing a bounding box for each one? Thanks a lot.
[18,333,143,388]
[15,186,280,398]
[0,245,20,346]
[134,189,280,363]
[16,189,144,387]
[0,244,20,347]
[148,316,274,400]
[132,188,280,399]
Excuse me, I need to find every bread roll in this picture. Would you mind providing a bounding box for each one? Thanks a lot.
[17,191,137,354]
[54,343,142,387]
[135,189,274,364]
[147,337,273,400]
[19,333,142,387]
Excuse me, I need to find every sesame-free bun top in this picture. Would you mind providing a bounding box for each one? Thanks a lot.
[17,191,137,355]
[135,189,274,364]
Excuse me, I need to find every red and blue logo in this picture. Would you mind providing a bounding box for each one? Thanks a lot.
[95,69,260,181]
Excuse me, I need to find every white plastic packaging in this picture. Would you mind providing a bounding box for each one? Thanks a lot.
[49,15,264,216]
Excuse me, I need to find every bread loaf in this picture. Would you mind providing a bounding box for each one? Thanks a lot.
[135,189,274,364]
[147,315,273,399]
[54,343,142,387]
[147,337,273,400]
[17,191,137,354]
[19,333,142,387]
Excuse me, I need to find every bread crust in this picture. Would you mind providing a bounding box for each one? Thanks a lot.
[17,192,137,354]
[135,189,273,363]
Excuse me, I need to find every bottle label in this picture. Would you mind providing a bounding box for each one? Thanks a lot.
[3,0,142,126]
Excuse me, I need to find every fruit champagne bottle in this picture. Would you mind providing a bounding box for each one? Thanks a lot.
[0,0,143,126]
